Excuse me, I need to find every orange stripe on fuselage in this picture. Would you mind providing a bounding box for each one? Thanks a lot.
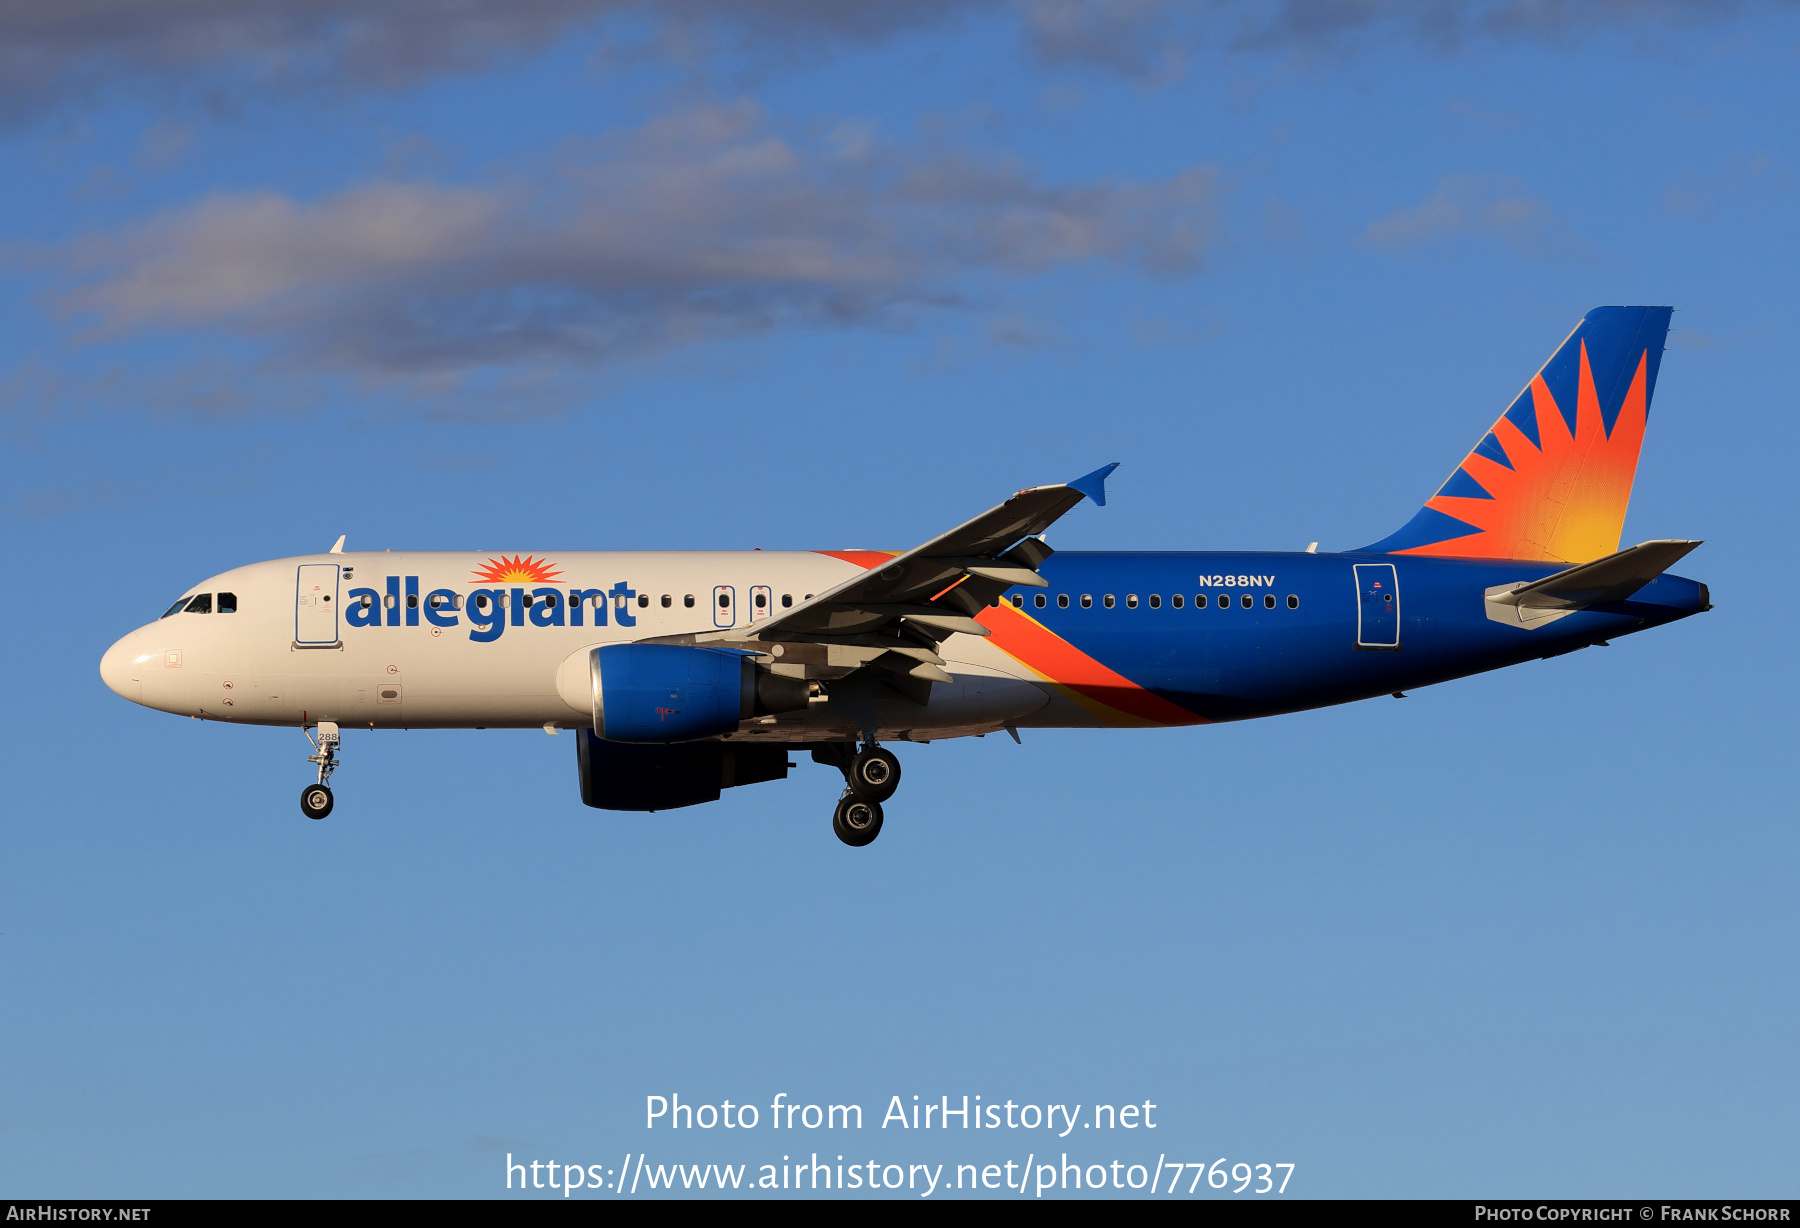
[812,548,1202,727]
[976,602,1204,728]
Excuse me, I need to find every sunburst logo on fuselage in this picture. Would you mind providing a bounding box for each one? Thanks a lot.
[470,555,564,584]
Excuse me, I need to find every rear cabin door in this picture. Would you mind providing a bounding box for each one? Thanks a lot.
[1353,563,1400,649]
[295,564,340,645]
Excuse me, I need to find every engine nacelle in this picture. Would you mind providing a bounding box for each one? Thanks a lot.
[576,731,790,811]
[587,643,809,743]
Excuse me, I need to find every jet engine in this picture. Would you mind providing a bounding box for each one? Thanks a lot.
[576,731,792,811]
[586,643,809,743]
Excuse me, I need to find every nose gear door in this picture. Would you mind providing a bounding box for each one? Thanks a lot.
[295,564,340,645]
[1352,563,1400,650]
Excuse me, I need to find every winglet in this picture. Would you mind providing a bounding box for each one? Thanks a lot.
[1067,463,1120,507]
[329,535,346,554]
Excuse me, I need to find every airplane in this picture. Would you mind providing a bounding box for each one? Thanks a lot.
[99,306,1708,846]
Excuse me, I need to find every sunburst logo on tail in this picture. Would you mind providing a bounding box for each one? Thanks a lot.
[470,554,564,584]
[1362,306,1670,563]
[1407,342,1648,563]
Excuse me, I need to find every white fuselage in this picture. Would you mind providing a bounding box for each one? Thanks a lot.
[98,551,1068,742]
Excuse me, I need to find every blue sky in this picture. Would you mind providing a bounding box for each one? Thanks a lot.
[2,0,1797,1199]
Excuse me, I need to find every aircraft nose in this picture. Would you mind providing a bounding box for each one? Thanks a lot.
[99,633,149,705]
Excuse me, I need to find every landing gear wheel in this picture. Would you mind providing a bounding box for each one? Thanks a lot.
[848,746,901,803]
[832,793,884,847]
[300,783,334,820]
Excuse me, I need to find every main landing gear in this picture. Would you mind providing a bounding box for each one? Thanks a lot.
[833,793,883,847]
[301,721,340,820]
[817,743,903,847]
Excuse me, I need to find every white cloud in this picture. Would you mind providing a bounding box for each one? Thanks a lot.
[1361,173,1574,256]
[53,102,1219,385]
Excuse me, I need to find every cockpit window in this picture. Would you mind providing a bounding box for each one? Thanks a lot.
[184,593,213,614]
[161,596,194,618]
[217,592,237,613]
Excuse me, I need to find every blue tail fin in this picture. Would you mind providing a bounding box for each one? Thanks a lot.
[1362,306,1672,563]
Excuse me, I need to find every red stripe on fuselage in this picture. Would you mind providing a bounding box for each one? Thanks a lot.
[814,550,900,569]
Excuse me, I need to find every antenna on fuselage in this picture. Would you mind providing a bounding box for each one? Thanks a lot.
[1306,542,1318,553]
[329,535,346,554]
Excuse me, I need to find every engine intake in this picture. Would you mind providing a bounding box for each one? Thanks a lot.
[588,644,808,743]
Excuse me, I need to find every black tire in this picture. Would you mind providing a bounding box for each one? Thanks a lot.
[848,746,901,803]
[832,794,884,847]
[301,783,334,820]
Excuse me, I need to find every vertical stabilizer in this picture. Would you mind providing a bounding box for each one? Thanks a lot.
[1363,306,1672,562]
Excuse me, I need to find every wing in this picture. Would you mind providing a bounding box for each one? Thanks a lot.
[670,464,1117,701]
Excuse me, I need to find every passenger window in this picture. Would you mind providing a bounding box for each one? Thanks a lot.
[1264,594,1276,609]
[1011,594,1024,608]
[185,593,213,614]
[383,593,397,609]
[217,592,237,613]
[1148,594,1160,609]
[406,593,418,609]
[1126,594,1138,609]
[1172,594,1183,609]
[658,594,670,608]
[1058,594,1070,608]
[1080,594,1093,608]
[718,592,730,609]
[638,595,650,608]
[684,594,696,608]
[1195,594,1207,608]
[1288,594,1299,609]
[1034,594,1047,609]
[754,592,766,609]
[1103,594,1115,609]
[782,594,793,608]
[1218,593,1229,607]
[1241,594,1253,609]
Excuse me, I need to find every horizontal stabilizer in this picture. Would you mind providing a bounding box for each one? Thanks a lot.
[1486,539,1702,626]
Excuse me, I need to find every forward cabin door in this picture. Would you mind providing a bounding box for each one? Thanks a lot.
[1352,563,1400,649]
[295,564,340,645]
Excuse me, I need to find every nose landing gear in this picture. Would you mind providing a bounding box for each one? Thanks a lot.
[301,782,333,819]
[301,722,340,820]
